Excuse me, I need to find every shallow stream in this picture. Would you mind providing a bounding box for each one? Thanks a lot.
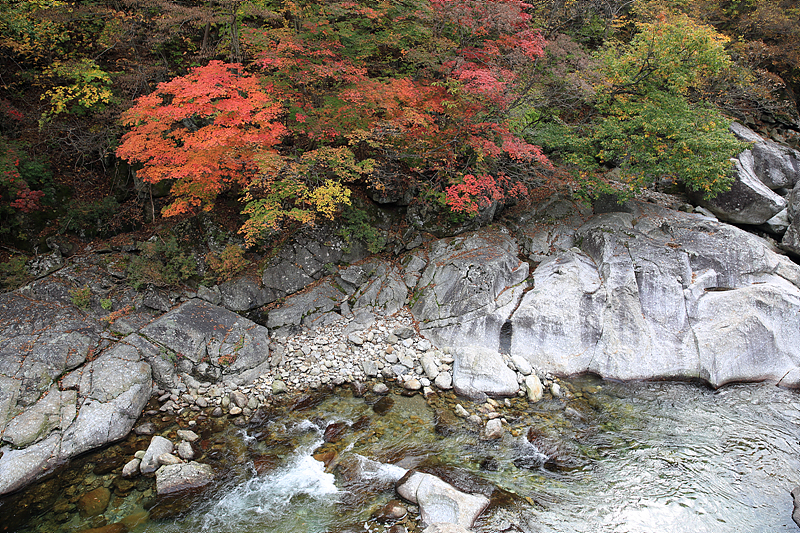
[3,376,800,532]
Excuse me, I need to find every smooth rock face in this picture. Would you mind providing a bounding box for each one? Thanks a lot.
[510,202,800,387]
[155,462,215,496]
[397,472,489,529]
[411,230,528,350]
[452,347,518,399]
[141,299,270,380]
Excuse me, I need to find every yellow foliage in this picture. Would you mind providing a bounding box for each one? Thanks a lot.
[302,179,352,219]
[39,59,113,125]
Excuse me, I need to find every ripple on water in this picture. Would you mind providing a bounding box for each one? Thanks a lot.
[4,379,800,533]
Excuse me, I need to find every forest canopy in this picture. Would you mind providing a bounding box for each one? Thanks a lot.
[0,0,798,250]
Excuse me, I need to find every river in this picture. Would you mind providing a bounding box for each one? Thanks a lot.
[3,375,799,532]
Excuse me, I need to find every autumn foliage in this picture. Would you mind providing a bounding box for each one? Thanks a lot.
[115,0,551,245]
[4,0,796,252]
[117,60,286,217]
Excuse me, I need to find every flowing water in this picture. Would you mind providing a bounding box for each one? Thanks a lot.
[4,376,800,533]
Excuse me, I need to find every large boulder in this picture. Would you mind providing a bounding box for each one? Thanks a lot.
[510,202,800,387]
[695,157,786,225]
[141,299,270,382]
[0,335,152,495]
[410,229,529,350]
[397,472,489,529]
[452,346,518,399]
[730,122,800,190]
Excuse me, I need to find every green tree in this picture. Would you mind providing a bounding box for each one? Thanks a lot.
[530,11,747,197]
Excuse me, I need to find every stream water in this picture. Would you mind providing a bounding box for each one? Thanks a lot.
[3,376,800,533]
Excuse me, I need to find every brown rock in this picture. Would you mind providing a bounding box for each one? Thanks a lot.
[373,499,407,522]
[119,510,149,530]
[77,487,111,518]
[77,524,127,533]
[313,449,338,469]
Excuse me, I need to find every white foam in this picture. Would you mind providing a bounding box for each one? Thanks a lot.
[198,454,341,532]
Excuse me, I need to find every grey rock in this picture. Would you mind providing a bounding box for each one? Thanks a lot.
[422,525,473,533]
[420,354,440,380]
[781,181,800,255]
[351,260,408,315]
[362,360,379,377]
[393,326,415,339]
[157,452,183,466]
[0,433,62,495]
[396,472,489,529]
[266,282,344,329]
[122,458,141,478]
[219,278,273,311]
[510,355,532,376]
[272,380,287,394]
[2,386,76,448]
[262,260,314,296]
[511,202,800,387]
[524,375,543,402]
[155,461,214,496]
[141,436,173,474]
[373,383,389,395]
[411,230,528,350]
[196,284,222,305]
[434,372,453,390]
[759,208,790,234]
[484,419,504,439]
[177,441,195,460]
[516,196,593,262]
[452,346,519,399]
[26,251,64,278]
[176,429,200,443]
[141,299,270,381]
[142,289,171,312]
[404,378,422,391]
[134,422,156,436]
[695,156,786,225]
[59,340,152,459]
[230,390,248,409]
[730,122,800,190]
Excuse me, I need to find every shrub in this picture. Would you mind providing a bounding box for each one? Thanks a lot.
[69,285,91,309]
[0,256,31,291]
[127,235,197,290]
[205,244,250,284]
